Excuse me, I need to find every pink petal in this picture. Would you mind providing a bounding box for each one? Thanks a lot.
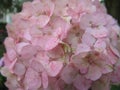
[94,39,106,52]
[24,68,41,90]
[22,2,35,16]
[92,75,110,90]
[48,45,64,58]
[42,71,48,89]
[73,75,92,90]
[16,42,29,54]
[4,37,16,60]
[31,60,44,73]
[75,43,91,55]
[36,52,49,67]
[6,49,16,61]
[82,32,96,46]
[71,54,89,74]
[32,0,55,16]
[0,67,11,77]
[30,15,50,28]
[13,62,26,76]
[9,58,17,73]
[61,65,77,84]
[20,45,37,60]
[110,45,120,58]
[85,65,102,81]
[23,30,32,41]
[86,26,109,38]
[33,36,59,50]
[47,61,63,77]
[4,37,15,50]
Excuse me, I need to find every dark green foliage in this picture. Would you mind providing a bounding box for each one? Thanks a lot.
[0,23,7,44]
[0,0,12,9]
[0,23,7,89]
[105,0,120,24]
[0,74,8,90]
[111,85,120,90]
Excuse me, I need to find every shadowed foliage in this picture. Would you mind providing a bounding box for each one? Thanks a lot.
[104,0,120,24]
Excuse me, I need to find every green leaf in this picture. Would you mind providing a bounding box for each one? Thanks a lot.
[111,85,120,90]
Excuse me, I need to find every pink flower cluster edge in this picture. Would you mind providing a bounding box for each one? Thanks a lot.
[0,0,120,90]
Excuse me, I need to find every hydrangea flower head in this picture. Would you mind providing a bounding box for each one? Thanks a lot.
[0,0,120,90]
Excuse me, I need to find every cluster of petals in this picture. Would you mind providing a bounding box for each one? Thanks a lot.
[0,0,120,90]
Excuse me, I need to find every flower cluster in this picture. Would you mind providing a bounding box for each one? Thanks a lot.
[1,0,120,90]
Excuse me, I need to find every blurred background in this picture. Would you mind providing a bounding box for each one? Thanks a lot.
[0,0,120,90]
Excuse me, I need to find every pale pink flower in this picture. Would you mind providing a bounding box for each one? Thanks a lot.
[41,71,48,89]
[73,75,92,90]
[72,51,113,81]
[46,61,63,77]
[23,68,41,90]
[61,65,78,84]
[1,67,21,90]
[111,60,120,84]
[67,0,96,23]
[91,74,111,90]
[61,64,92,90]
[86,26,109,38]
[1,0,120,90]
[81,32,96,47]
